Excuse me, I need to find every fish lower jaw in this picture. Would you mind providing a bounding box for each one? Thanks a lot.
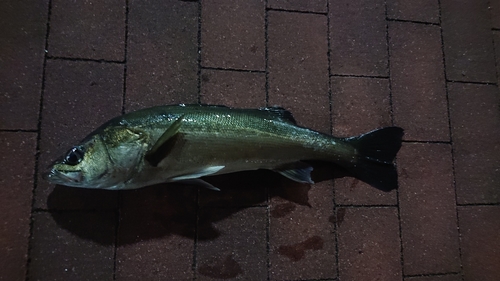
[45,169,84,186]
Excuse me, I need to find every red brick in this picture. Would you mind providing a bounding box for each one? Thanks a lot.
[196,207,267,280]
[36,59,122,210]
[494,31,500,85]
[331,77,396,205]
[268,11,329,133]
[491,0,500,29]
[397,143,460,275]
[441,0,496,83]
[126,0,198,111]
[268,0,326,13]
[201,0,265,71]
[448,83,500,204]
[48,0,125,61]
[389,22,449,141]
[0,0,48,130]
[116,185,197,280]
[200,69,266,107]
[405,274,462,281]
[329,0,388,76]
[458,206,500,281]
[386,0,439,23]
[269,181,336,280]
[0,132,36,281]
[337,207,402,281]
[28,212,115,281]
[331,77,392,137]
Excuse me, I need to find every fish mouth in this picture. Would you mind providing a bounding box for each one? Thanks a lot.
[43,169,83,185]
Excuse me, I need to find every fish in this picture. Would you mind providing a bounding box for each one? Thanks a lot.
[44,104,404,191]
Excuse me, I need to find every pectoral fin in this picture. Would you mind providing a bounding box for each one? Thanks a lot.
[275,162,314,184]
[170,165,225,181]
[145,115,184,167]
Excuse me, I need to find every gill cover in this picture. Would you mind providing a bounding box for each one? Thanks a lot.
[45,126,148,189]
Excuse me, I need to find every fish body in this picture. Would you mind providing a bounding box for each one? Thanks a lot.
[44,104,404,191]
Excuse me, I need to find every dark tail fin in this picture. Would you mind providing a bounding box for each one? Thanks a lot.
[344,127,404,192]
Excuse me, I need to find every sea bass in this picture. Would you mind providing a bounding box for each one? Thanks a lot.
[44,104,404,191]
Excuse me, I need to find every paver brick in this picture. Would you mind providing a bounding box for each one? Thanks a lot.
[268,0,327,13]
[0,0,48,130]
[389,21,449,141]
[458,206,500,281]
[268,11,329,133]
[48,0,125,61]
[116,185,197,280]
[200,69,266,107]
[269,181,336,280]
[386,0,439,23]
[201,0,265,71]
[493,30,500,85]
[397,143,460,275]
[329,0,388,76]
[331,76,396,205]
[337,207,402,281]
[491,0,500,29]
[0,132,36,281]
[28,212,116,281]
[196,207,267,280]
[441,0,496,83]
[126,0,198,111]
[36,59,123,210]
[448,83,500,204]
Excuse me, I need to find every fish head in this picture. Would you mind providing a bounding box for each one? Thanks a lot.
[44,126,148,189]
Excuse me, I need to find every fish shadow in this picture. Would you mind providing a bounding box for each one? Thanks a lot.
[47,163,349,246]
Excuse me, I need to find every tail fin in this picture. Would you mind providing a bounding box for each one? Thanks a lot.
[344,127,404,192]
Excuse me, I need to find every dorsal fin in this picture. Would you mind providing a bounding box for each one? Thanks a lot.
[259,106,297,124]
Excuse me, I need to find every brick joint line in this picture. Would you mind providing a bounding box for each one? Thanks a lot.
[446,79,498,85]
[402,140,452,144]
[25,0,53,280]
[383,1,406,277]
[47,55,125,64]
[266,7,327,16]
[0,129,38,133]
[386,18,440,26]
[325,1,341,279]
[31,208,118,214]
[263,1,271,279]
[330,73,389,79]
[457,202,500,207]
[404,272,462,278]
[437,0,465,279]
[336,204,398,209]
[201,66,265,74]
[192,0,203,277]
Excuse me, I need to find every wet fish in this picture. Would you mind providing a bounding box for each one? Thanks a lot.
[44,104,404,191]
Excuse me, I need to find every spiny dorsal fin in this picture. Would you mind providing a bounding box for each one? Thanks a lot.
[259,106,297,124]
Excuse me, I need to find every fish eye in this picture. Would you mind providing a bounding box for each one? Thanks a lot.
[64,146,85,166]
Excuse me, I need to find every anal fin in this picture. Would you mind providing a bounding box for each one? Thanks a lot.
[175,179,221,191]
[275,162,314,184]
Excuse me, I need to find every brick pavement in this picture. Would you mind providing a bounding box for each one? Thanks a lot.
[0,0,499,280]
